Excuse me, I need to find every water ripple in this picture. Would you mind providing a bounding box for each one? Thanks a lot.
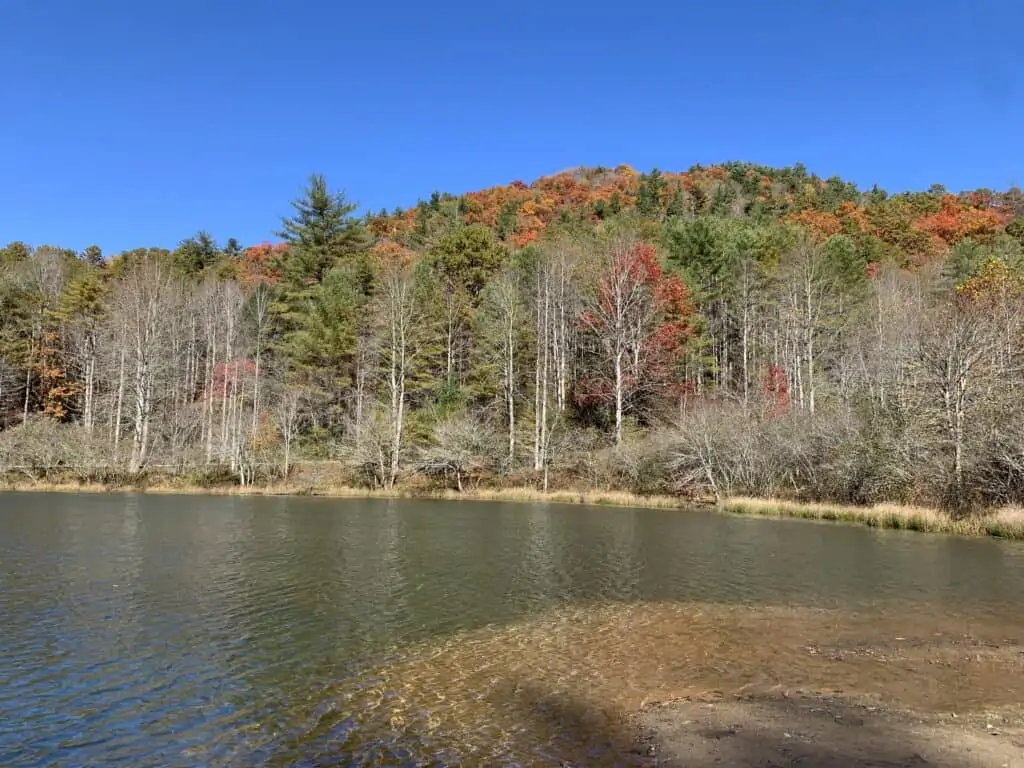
[1,493,1023,766]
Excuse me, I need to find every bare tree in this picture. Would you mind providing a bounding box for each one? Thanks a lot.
[917,297,1001,510]
[416,413,497,492]
[271,385,307,478]
[249,282,271,439]
[479,264,523,469]
[113,257,181,473]
[375,245,423,488]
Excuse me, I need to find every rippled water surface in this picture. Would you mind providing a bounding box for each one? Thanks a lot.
[2,493,1024,766]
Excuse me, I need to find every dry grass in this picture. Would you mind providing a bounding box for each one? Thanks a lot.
[5,477,1023,540]
[422,486,687,510]
[720,496,1024,540]
[0,478,688,511]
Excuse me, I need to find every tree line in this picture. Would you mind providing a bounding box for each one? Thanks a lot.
[3,163,1024,514]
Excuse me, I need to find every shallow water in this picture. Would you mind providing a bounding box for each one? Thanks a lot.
[1,493,1023,766]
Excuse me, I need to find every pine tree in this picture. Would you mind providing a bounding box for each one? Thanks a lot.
[270,175,370,392]
[665,186,687,219]
[275,173,367,284]
[636,168,666,218]
[173,231,220,276]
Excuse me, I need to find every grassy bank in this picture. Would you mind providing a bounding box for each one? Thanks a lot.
[4,477,1023,540]
[0,478,690,511]
[720,496,1024,540]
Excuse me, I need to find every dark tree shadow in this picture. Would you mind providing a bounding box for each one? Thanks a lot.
[489,678,656,767]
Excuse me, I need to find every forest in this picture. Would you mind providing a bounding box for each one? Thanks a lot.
[3,162,1024,514]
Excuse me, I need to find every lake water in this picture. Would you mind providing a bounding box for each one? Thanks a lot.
[2,493,1023,766]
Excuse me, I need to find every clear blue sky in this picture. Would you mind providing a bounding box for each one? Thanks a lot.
[2,0,1021,253]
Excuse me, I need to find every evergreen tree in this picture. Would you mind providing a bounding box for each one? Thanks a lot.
[431,225,507,300]
[271,263,362,431]
[173,231,220,275]
[275,173,367,284]
[636,168,666,218]
[497,201,519,241]
[608,192,623,216]
[428,226,507,390]
[1006,219,1024,248]
[665,186,687,219]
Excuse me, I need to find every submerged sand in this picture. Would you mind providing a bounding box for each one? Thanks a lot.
[273,600,1024,765]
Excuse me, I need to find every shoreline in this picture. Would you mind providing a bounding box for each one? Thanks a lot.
[3,480,1023,540]
[637,690,1024,767]
[0,480,693,511]
[721,495,1024,540]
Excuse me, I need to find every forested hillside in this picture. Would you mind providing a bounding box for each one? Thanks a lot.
[4,162,1024,512]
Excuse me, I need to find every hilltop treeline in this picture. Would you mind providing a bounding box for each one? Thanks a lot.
[3,162,1024,512]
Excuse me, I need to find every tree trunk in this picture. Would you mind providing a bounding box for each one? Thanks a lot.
[113,327,126,453]
[205,322,216,464]
[539,282,550,460]
[129,351,147,473]
[505,298,516,468]
[614,349,624,445]
[22,368,30,424]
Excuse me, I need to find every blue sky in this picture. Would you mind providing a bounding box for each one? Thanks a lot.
[2,0,1021,253]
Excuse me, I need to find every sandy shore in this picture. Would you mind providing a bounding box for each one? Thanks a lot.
[637,691,1024,767]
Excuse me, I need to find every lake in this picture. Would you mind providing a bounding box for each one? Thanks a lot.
[2,493,1023,766]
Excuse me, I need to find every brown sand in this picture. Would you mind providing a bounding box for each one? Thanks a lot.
[318,600,1024,765]
[640,691,1024,767]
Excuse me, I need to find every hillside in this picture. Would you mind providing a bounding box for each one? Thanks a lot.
[371,162,1021,262]
[2,162,1024,515]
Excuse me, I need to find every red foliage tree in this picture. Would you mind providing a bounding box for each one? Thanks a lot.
[761,364,790,417]
[576,243,695,443]
[203,358,257,401]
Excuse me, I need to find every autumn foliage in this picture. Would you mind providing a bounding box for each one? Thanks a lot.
[376,164,1015,271]
[915,195,1011,248]
[3,161,1024,514]
[235,243,285,286]
[576,243,695,435]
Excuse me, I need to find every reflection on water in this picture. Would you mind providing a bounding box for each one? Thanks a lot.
[1,493,1023,766]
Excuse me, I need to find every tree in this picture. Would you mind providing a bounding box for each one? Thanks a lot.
[429,225,506,386]
[663,217,736,389]
[772,234,867,413]
[578,240,695,444]
[636,168,666,218]
[275,173,367,284]
[375,242,425,488]
[416,413,496,491]
[477,263,524,468]
[173,231,221,276]
[0,242,30,266]
[113,255,181,472]
[917,296,1001,512]
[274,264,360,424]
[270,385,307,477]
[57,269,107,430]
[80,245,103,266]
